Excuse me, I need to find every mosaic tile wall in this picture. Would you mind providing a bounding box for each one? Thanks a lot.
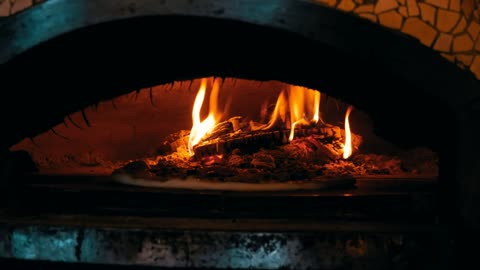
[1,0,479,79]
[314,0,480,79]
[0,0,41,16]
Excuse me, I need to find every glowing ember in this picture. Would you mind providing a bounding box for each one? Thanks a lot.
[343,105,353,159]
[201,154,224,166]
[188,78,221,155]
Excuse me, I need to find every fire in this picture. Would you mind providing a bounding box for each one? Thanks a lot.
[343,105,353,159]
[188,79,328,156]
[251,85,323,141]
[287,86,322,141]
[312,90,321,123]
[188,78,221,155]
[250,91,288,131]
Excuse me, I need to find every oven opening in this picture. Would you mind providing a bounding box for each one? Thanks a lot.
[0,7,454,225]
[11,77,438,193]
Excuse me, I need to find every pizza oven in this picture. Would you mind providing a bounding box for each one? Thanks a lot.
[0,0,479,269]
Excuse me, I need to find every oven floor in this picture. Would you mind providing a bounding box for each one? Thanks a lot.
[4,174,438,222]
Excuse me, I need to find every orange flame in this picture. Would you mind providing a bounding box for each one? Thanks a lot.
[312,91,322,124]
[251,85,322,142]
[287,86,320,141]
[188,78,221,155]
[343,105,353,159]
[250,91,288,131]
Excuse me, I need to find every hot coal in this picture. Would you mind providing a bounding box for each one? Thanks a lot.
[113,115,437,184]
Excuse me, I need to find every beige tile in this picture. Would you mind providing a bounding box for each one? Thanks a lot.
[470,56,480,79]
[456,54,474,66]
[359,13,378,23]
[406,0,420,16]
[402,17,438,46]
[374,0,399,14]
[379,10,404,29]
[337,0,356,12]
[449,0,461,12]
[453,34,474,52]
[461,0,475,18]
[441,53,455,62]
[433,33,453,52]
[425,0,449,9]
[467,21,480,41]
[419,3,436,26]
[11,0,32,14]
[436,9,460,32]
[453,16,467,34]
[398,6,408,17]
[313,0,338,7]
[0,0,10,16]
[354,4,374,13]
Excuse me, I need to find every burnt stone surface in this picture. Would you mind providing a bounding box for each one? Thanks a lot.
[0,223,452,269]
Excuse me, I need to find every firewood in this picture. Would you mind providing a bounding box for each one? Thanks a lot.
[168,130,190,152]
[200,119,235,142]
[282,136,341,163]
[193,130,288,157]
[192,124,358,158]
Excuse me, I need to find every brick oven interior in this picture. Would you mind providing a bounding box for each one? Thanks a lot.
[1,0,480,269]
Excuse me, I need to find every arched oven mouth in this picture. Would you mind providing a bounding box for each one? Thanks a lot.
[0,0,472,215]
[1,0,479,269]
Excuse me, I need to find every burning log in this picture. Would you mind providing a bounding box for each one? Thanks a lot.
[282,136,341,162]
[167,130,190,153]
[199,116,241,142]
[193,129,286,157]
[192,124,361,159]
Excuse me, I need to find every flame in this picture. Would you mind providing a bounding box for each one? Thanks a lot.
[189,79,325,154]
[312,91,322,124]
[267,91,288,129]
[188,78,221,155]
[343,105,353,159]
[287,86,319,141]
[252,85,322,142]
